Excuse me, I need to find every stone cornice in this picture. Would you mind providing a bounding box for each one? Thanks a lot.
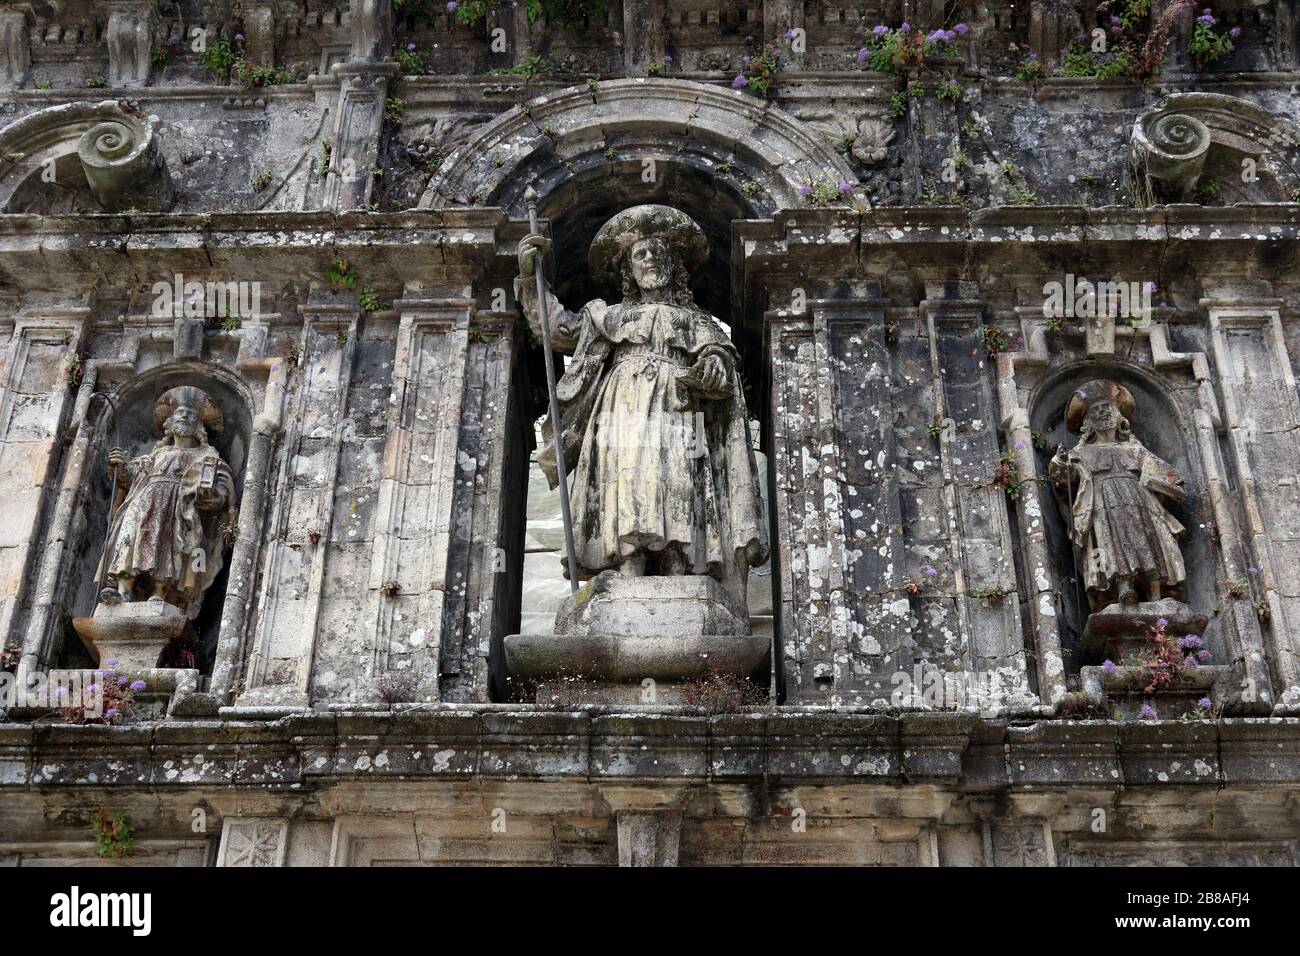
[1,710,1297,792]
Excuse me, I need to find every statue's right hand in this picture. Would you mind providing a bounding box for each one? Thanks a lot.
[517,233,551,279]
[107,447,127,471]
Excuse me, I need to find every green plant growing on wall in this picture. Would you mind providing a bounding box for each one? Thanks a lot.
[395,42,426,76]
[1187,7,1237,70]
[359,286,382,312]
[889,91,908,117]
[326,259,359,290]
[936,80,963,102]
[93,810,136,859]
[250,170,273,192]
[203,34,235,79]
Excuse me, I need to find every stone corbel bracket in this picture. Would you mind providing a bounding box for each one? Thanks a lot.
[0,101,175,212]
[1130,93,1300,204]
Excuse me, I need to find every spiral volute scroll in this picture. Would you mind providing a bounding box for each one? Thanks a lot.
[1131,109,1211,200]
[76,105,175,212]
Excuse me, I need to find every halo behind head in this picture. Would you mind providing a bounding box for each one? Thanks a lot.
[1065,379,1136,433]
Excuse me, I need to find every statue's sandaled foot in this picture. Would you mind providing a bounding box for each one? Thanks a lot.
[99,587,122,606]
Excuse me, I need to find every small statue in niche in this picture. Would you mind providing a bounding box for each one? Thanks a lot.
[96,386,237,618]
[1049,379,1187,609]
[516,204,768,601]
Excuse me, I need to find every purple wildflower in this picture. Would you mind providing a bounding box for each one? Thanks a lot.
[235,33,245,42]
[923,564,937,577]
[407,42,417,51]
[927,29,947,43]
[1138,703,1157,720]
[1178,634,1205,651]
[1102,659,1117,675]
[838,181,853,192]
[953,23,969,36]
[857,47,870,63]
[1155,617,1169,628]
[797,184,813,197]
[106,658,119,666]
[1197,649,1211,662]
[447,1,460,10]
[1197,696,1213,713]
[1184,656,1199,669]
[872,24,888,37]
[732,74,747,88]
[784,28,799,40]
[129,679,147,692]
[900,21,910,32]
[663,55,672,63]
[1197,10,1216,26]
[105,708,119,720]
[1230,26,1241,38]
[117,676,128,687]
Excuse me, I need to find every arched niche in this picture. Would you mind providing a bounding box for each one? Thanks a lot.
[1028,362,1220,676]
[61,363,255,672]
[420,77,864,355]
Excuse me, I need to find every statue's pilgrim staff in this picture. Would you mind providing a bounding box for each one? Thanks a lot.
[88,391,122,599]
[524,186,580,594]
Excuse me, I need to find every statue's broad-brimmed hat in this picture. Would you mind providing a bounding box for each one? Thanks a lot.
[154,385,224,433]
[1066,379,1136,432]
[588,204,708,288]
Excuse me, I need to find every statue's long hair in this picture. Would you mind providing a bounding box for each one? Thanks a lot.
[616,246,697,309]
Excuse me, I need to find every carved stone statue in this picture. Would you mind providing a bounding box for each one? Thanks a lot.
[517,204,768,600]
[96,386,237,619]
[1049,379,1187,609]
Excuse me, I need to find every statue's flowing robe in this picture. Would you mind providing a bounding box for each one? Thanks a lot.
[537,294,768,585]
[1049,437,1185,596]
[97,441,232,617]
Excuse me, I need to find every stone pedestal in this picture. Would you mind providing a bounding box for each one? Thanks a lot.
[73,597,190,671]
[504,572,768,702]
[1082,598,1207,664]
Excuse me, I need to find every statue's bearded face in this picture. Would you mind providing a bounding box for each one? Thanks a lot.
[628,238,673,293]
[1085,400,1121,432]
[168,404,203,438]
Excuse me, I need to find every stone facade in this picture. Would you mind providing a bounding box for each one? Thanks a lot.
[1,0,1300,866]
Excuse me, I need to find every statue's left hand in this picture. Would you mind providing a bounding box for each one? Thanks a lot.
[695,354,729,394]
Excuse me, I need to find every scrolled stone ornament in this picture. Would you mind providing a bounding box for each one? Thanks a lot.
[77,105,175,212]
[1131,109,1211,201]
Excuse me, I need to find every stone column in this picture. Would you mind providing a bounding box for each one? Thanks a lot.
[1,307,89,672]
[0,9,30,90]
[923,287,1034,711]
[622,0,668,74]
[1204,294,1300,711]
[323,63,399,211]
[238,304,359,708]
[105,1,153,89]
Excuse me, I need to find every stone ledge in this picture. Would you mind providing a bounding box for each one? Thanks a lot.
[2,712,1299,791]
